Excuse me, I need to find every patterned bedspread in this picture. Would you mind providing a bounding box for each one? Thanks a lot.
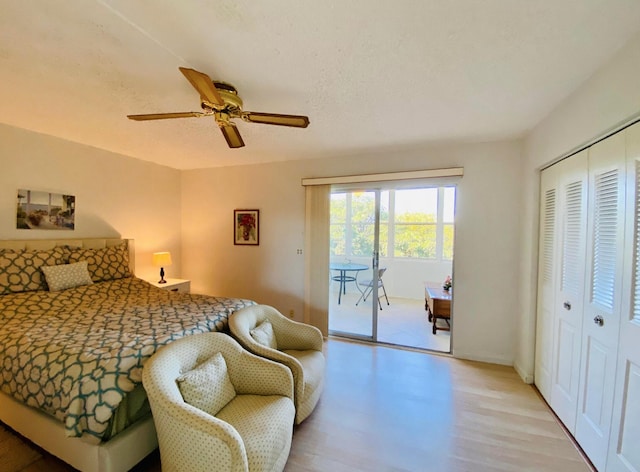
[0,277,255,439]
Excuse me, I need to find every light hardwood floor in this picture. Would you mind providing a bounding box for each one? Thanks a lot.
[1,339,591,472]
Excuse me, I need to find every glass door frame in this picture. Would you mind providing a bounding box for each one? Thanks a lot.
[328,187,382,342]
[327,179,457,353]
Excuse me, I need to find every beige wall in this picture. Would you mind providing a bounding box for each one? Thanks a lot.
[515,31,640,382]
[0,123,182,280]
[182,140,523,365]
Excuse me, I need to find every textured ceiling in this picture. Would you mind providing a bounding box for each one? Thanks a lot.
[1,1,640,169]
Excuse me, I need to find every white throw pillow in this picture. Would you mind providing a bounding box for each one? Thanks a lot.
[41,261,94,292]
[250,319,278,349]
[177,352,236,416]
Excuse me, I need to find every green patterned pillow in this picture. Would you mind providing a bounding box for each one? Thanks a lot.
[41,261,94,292]
[0,247,67,294]
[67,242,130,283]
[177,352,236,416]
[250,319,278,350]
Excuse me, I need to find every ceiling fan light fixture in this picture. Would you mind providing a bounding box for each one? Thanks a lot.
[127,67,310,149]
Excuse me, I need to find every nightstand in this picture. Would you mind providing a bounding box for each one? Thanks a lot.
[148,278,191,293]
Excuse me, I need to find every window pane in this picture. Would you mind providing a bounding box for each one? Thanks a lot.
[394,189,437,259]
[330,187,453,261]
[378,191,389,257]
[330,193,346,256]
[351,223,374,256]
[351,192,375,223]
[443,224,455,260]
[330,224,345,256]
[394,224,436,258]
[349,223,387,257]
[330,193,347,223]
[443,187,456,223]
[395,188,438,222]
[350,192,376,257]
[380,191,390,223]
[379,223,388,257]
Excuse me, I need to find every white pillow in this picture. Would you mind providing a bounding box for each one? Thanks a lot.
[250,319,278,349]
[177,352,236,416]
[41,261,94,292]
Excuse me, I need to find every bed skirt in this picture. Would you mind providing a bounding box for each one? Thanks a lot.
[0,389,157,472]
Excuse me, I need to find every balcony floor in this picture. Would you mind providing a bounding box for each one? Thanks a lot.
[328,290,451,353]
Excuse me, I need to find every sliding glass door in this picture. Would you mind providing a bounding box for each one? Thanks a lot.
[328,183,456,352]
[328,189,383,340]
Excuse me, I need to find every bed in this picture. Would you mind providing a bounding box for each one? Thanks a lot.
[0,238,255,472]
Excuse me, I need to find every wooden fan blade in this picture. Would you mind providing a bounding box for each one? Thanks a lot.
[127,112,204,121]
[220,123,245,148]
[243,112,310,128]
[179,67,224,106]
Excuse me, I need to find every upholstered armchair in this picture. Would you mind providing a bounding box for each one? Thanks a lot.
[142,332,295,472]
[228,305,325,424]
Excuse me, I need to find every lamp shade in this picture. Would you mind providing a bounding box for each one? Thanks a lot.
[152,252,172,267]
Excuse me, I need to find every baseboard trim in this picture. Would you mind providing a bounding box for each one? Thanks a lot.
[514,361,534,384]
[453,350,512,366]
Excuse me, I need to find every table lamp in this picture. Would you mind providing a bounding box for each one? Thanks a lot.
[152,252,172,284]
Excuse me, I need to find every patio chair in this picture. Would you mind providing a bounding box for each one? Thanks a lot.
[355,267,390,309]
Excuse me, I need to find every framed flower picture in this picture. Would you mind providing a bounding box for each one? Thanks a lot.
[234,209,259,245]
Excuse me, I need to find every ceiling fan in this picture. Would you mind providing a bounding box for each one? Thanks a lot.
[127,67,310,149]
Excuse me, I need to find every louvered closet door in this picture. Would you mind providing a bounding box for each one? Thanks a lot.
[550,150,589,433]
[535,164,559,402]
[607,122,640,472]
[575,132,626,471]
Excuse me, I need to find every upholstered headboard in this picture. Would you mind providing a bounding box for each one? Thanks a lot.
[0,238,135,274]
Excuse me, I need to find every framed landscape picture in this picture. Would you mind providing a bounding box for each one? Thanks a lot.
[234,209,259,245]
[17,189,75,230]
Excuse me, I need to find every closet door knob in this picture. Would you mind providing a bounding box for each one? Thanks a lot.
[563,301,571,310]
[594,315,604,327]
